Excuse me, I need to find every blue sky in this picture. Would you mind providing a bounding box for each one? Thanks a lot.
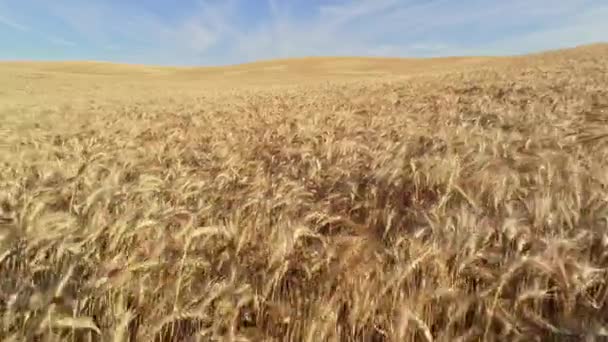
[0,0,606,66]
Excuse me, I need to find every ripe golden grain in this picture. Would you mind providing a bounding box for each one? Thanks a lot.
[1,43,608,341]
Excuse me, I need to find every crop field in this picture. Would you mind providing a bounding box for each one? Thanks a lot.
[1,43,608,341]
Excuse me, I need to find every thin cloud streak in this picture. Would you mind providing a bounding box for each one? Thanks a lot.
[36,0,234,65]
[1,0,606,65]
[0,8,76,48]
[46,35,77,47]
[0,14,29,31]
[236,0,607,62]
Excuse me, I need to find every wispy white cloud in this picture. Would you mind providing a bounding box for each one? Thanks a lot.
[318,0,403,28]
[0,13,30,31]
[233,0,606,61]
[480,3,608,55]
[33,0,236,64]
[46,35,76,47]
[0,6,77,48]
[1,0,606,65]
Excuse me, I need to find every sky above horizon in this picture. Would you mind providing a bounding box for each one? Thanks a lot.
[1,0,606,66]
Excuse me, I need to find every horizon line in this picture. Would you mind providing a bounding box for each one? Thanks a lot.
[0,42,605,69]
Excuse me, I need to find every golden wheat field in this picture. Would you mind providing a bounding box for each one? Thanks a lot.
[1,43,608,341]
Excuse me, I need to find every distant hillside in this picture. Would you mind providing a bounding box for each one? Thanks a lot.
[1,43,605,80]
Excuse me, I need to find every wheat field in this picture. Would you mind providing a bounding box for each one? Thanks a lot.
[1,43,608,341]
